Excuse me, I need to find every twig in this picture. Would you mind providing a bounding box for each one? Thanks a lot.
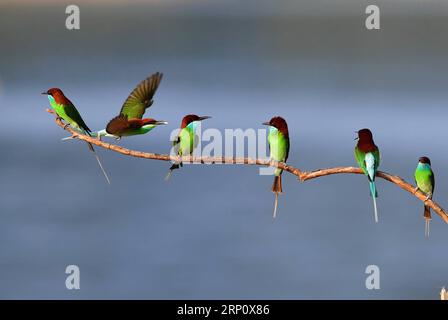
[47,108,448,224]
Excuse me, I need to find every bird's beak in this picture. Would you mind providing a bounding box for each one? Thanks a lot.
[154,120,168,125]
[354,137,359,141]
[198,116,211,121]
[262,121,270,126]
[41,92,48,95]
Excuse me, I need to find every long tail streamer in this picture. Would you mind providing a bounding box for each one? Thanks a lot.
[87,142,111,184]
[372,195,378,223]
[273,192,279,219]
[425,219,430,238]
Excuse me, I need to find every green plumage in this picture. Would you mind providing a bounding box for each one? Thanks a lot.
[268,127,289,176]
[49,95,91,134]
[415,163,434,196]
[354,147,380,178]
[175,126,197,157]
[166,119,202,180]
[414,158,435,237]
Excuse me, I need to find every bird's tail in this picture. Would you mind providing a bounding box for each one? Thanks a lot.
[424,205,431,238]
[271,175,282,218]
[369,180,378,223]
[165,162,182,181]
[86,142,111,185]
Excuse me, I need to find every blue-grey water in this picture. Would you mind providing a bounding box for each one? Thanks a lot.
[0,1,448,299]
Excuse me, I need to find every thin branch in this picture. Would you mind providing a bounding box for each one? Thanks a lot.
[47,109,448,224]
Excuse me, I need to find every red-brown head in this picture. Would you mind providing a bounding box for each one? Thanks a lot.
[262,116,289,138]
[42,88,71,105]
[357,128,374,142]
[419,156,431,166]
[180,114,211,129]
[355,128,377,152]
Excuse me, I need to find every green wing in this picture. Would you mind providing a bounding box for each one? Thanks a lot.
[119,72,163,119]
[415,168,435,195]
[64,102,91,133]
[354,147,366,173]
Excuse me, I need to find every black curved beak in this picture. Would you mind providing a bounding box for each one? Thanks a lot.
[41,91,48,95]
[155,120,168,125]
[262,121,270,125]
[198,116,211,121]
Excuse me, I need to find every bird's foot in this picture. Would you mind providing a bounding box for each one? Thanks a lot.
[413,187,419,195]
[424,194,431,202]
[63,123,71,130]
[115,136,121,141]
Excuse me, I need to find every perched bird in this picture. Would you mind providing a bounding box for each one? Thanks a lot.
[42,88,110,184]
[354,128,380,223]
[166,114,211,180]
[263,116,290,218]
[97,72,167,139]
[414,156,435,237]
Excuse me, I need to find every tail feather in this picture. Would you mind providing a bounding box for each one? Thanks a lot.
[273,193,279,219]
[369,181,378,223]
[87,142,111,185]
[165,163,181,181]
[424,205,431,238]
[272,175,282,193]
[272,175,282,218]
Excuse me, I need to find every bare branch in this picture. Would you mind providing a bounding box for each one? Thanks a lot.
[47,109,448,224]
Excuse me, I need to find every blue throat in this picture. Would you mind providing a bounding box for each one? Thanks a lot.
[269,126,278,135]
[417,163,431,171]
[187,121,199,132]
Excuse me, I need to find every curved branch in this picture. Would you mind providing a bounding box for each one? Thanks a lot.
[47,109,448,224]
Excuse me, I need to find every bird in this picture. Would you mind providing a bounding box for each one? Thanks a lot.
[262,116,290,218]
[414,156,435,237]
[42,88,110,184]
[354,128,380,223]
[166,114,211,180]
[96,72,167,140]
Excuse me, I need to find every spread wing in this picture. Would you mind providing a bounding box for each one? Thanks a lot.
[106,114,130,135]
[119,72,163,119]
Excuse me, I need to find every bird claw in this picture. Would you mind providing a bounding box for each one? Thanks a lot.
[413,187,419,194]
[63,123,70,130]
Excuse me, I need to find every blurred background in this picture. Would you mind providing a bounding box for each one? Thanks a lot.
[1,0,448,299]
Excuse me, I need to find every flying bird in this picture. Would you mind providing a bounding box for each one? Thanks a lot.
[166,114,211,180]
[97,72,167,139]
[354,128,380,223]
[414,156,435,237]
[263,116,290,218]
